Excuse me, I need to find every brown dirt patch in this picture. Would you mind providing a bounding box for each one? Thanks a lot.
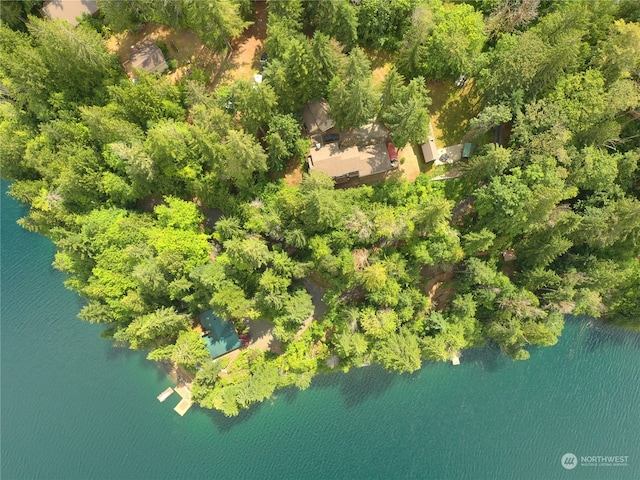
[363,47,395,72]
[245,319,281,352]
[284,156,304,186]
[424,270,455,310]
[372,63,391,89]
[106,2,269,89]
[397,144,422,182]
[159,360,194,384]
[215,0,268,86]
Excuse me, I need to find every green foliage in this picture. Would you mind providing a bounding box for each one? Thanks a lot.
[468,104,512,138]
[154,196,203,230]
[334,330,369,361]
[0,26,51,119]
[307,32,341,101]
[360,307,398,339]
[567,147,619,192]
[148,328,209,369]
[475,4,592,107]
[182,0,251,50]
[263,28,342,111]
[230,80,277,135]
[328,47,378,130]
[114,307,190,349]
[306,0,358,49]
[357,0,415,49]
[80,105,144,147]
[0,0,41,31]
[267,0,304,30]
[108,71,184,129]
[379,73,432,146]
[99,0,250,50]
[548,70,607,136]
[375,329,422,373]
[398,0,486,79]
[592,19,640,83]
[96,0,140,32]
[221,129,268,188]
[265,114,305,171]
[27,17,116,101]
[462,229,496,256]
[461,145,511,185]
[4,0,640,417]
[0,104,37,179]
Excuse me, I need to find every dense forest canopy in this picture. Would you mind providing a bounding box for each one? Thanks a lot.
[1,0,639,416]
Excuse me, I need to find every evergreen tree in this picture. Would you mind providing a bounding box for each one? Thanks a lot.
[328,48,377,130]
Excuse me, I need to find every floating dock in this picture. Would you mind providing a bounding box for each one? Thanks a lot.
[157,387,174,402]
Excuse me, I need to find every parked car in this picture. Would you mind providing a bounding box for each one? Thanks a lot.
[323,133,340,144]
[455,74,467,87]
[387,142,399,168]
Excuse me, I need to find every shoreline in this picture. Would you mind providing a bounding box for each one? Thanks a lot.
[159,360,195,385]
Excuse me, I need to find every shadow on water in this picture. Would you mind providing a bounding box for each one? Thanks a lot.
[104,343,172,381]
[277,384,300,405]
[105,342,139,362]
[460,343,506,372]
[310,364,398,408]
[574,316,640,353]
[203,398,266,433]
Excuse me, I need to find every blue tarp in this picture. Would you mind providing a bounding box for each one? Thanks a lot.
[199,310,241,359]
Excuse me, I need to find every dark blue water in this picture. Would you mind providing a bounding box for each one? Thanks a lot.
[2,179,639,480]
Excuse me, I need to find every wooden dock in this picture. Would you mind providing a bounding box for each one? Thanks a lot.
[173,383,193,415]
[174,398,194,416]
[174,383,191,401]
[157,387,174,402]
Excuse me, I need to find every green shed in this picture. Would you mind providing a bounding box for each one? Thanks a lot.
[462,143,474,159]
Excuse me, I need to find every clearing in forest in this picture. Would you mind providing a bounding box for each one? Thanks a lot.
[427,79,482,147]
[106,23,222,84]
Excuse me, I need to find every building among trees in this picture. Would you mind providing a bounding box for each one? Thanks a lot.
[421,136,438,163]
[123,36,169,77]
[302,100,335,135]
[307,142,397,184]
[41,0,99,26]
[199,310,242,359]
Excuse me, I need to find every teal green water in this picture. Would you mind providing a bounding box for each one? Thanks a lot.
[2,179,639,480]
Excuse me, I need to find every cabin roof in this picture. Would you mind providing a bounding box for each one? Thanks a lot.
[307,142,393,180]
[421,137,439,163]
[302,100,335,135]
[199,310,241,359]
[125,36,168,75]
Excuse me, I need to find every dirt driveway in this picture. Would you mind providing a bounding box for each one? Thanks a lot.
[224,0,267,84]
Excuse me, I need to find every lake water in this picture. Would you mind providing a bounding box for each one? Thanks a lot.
[2,179,639,480]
